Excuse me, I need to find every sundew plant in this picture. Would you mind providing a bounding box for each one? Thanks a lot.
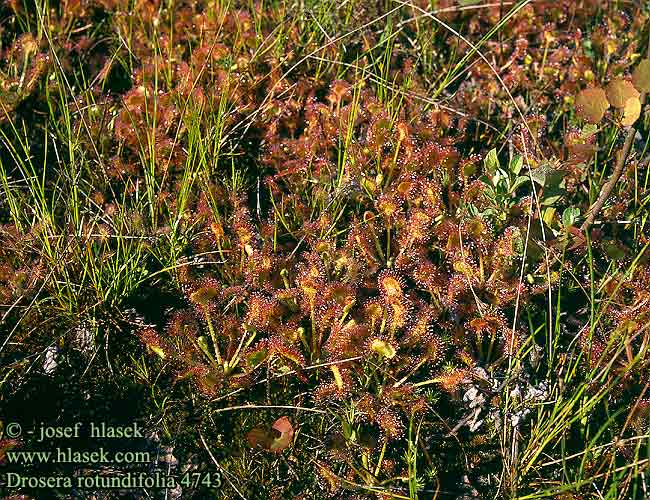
[1,0,650,499]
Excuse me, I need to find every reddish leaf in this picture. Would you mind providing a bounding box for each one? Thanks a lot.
[247,416,294,453]
[269,416,294,452]
[0,438,20,465]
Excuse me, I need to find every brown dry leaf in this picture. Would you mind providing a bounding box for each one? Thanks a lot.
[621,96,641,126]
[575,87,609,123]
[606,79,639,108]
[246,427,272,450]
[632,59,650,93]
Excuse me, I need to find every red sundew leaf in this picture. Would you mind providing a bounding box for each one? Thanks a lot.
[138,327,166,359]
[246,416,294,453]
[0,438,20,465]
[189,286,218,305]
[316,462,341,495]
[575,87,609,123]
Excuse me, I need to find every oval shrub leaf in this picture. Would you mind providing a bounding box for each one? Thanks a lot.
[575,87,609,123]
[621,96,641,126]
[606,79,639,108]
[483,148,499,175]
[632,59,650,93]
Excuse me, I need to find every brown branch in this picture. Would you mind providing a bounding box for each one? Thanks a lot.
[580,128,637,231]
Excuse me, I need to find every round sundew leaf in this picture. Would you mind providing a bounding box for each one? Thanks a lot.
[189,286,218,305]
[606,79,639,108]
[575,87,609,123]
[246,347,268,369]
[621,96,641,126]
[381,277,402,298]
[632,59,650,93]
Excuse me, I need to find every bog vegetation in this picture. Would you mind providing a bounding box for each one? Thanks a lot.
[1,0,650,499]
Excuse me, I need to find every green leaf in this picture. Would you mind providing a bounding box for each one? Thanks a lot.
[331,365,344,389]
[541,186,566,206]
[463,162,477,177]
[246,347,269,369]
[511,229,525,255]
[603,241,627,260]
[492,169,505,188]
[509,154,523,175]
[342,420,355,441]
[498,167,510,181]
[190,286,219,305]
[530,162,566,189]
[543,207,557,227]
[197,336,213,359]
[581,123,599,140]
[150,345,166,359]
[509,175,530,193]
[484,148,499,175]
[562,207,580,228]
[522,219,556,262]
[371,339,396,358]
